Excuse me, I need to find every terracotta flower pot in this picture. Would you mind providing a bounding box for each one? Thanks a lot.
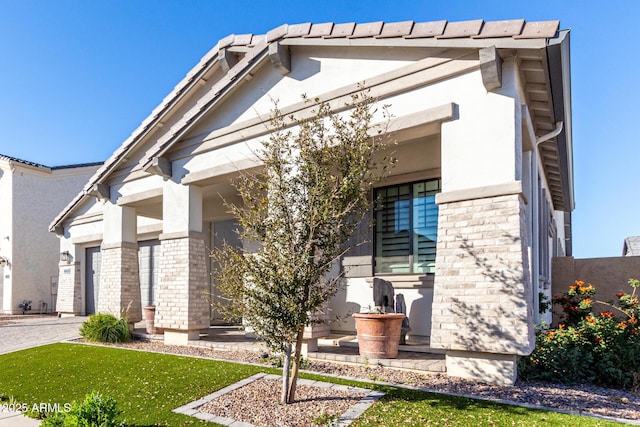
[353,313,405,359]
[143,305,163,335]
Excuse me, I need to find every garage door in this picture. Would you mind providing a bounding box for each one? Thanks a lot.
[139,239,160,318]
[85,247,101,314]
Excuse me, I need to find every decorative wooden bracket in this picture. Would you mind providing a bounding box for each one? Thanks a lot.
[147,157,172,179]
[54,226,64,237]
[269,42,291,75]
[88,183,110,200]
[479,46,502,91]
[218,48,239,73]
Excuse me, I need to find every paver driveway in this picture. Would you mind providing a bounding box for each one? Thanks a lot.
[0,315,85,355]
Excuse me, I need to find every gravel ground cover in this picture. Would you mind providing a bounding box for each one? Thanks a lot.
[104,340,640,423]
[198,376,366,426]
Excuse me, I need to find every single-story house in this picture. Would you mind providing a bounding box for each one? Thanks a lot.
[50,19,573,385]
[0,155,100,314]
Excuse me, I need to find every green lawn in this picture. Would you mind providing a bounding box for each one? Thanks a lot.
[0,343,624,426]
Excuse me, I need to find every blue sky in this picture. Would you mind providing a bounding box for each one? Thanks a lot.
[0,0,637,258]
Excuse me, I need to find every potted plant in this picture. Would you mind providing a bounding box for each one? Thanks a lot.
[143,305,163,335]
[353,306,405,359]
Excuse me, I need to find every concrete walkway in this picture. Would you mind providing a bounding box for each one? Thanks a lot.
[0,315,85,426]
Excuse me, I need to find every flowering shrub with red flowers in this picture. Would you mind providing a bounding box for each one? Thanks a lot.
[519,279,640,388]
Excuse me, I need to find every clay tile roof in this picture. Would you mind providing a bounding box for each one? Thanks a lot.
[326,22,356,38]
[232,34,253,46]
[515,20,560,39]
[437,19,484,39]
[50,17,565,231]
[51,162,103,170]
[0,154,101,170]
[218,34,236,49]
[0,154,47,169]
[405,21,447,38]
[306,22,334,38]
[266,24,288,42]
[212,19,560,47]
[285,22,312,38]
[376,21,415,38]
[474,19,525,38]
[350,21,384,38]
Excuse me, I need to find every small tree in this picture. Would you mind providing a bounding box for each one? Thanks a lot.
[211,91,392,403]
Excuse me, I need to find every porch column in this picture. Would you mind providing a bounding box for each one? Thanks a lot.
[155,180,209,345]
[430,59,534,385]
[97,202,142,322]
[56,234,82,315]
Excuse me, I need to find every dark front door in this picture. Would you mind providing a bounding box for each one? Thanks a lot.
[85,247,101,314]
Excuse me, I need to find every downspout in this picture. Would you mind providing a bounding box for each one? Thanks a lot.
[536,121,563,146]
[534,120,563,324]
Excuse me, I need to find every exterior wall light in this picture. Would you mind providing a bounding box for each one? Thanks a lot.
[60,251,71,263]
[0,256,8,267]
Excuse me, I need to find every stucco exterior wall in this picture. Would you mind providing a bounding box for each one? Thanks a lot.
[4,164,99,314]
[0,165,13,311]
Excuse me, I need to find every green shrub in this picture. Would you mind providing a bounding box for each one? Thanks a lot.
[41,391,124,427]
[80,313,131,343]
[519,279,640,388]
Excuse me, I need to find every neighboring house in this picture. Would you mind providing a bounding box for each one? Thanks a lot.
[49,19,573,385]
[623,237,640,256]
[0,155,101,314]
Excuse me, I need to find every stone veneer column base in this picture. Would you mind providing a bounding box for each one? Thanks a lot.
[97,242,142,323]
[431,193,534,355]
[155,234,209,343]
[56,261,81,315]
[446,350,518,386]
[430,191,534,385]
[164,329,201,346]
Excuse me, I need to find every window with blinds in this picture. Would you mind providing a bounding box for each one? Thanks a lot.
[374,178,440,274]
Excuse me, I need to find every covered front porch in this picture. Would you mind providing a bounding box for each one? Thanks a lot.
[132,322,446,374]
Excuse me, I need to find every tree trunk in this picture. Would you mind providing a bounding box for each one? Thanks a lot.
[287,326,306,403]
[281,343,292,404]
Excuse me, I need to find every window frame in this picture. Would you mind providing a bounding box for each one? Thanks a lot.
[373,177,441,276]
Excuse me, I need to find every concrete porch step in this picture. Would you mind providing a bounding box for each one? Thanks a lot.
[308,344,446,373]
[318,334,446,354]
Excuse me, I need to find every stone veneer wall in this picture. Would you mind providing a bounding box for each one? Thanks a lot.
[56,261,81,314]
[431,193,534,356]
[97,243,142,322]
[155,236,209,331]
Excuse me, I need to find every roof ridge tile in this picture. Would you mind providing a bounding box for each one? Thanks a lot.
[350,21,384,38]
[267,24,288,42]
[306,22,334,38]
[326,22,355,38]
[376,20,415,38]
[436,19,484,39]
[473,19,525,39]
[285,22,312,38]
[404,20,447,39]
[218,34,236,49]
